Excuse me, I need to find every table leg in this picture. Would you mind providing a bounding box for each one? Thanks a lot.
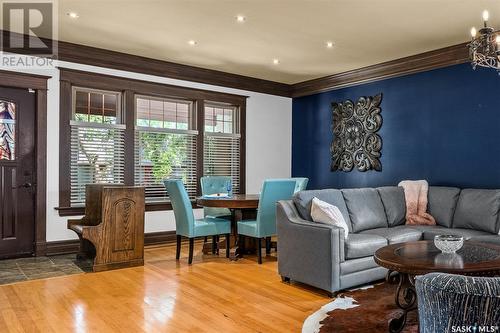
[231,209,242,260]
[387,272,417,333]
[201,208,256,260]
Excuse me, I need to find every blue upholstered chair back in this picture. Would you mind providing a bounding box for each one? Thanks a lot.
[200,176,232,218]
[416,273,500,332]
[273,177,309,193]
[164,179,195,237]
[200,176,232,195]
[293,177,309,192]
[255,179,296,237]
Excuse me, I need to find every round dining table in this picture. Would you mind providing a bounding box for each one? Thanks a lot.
[196,194,259,210]
[196,194,259,259]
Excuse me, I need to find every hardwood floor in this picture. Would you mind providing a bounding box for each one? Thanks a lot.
[0,241,330,332]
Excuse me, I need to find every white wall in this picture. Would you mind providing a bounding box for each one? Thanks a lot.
[3,60,292,241]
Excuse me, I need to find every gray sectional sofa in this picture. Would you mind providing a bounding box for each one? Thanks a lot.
[276,186,500,295]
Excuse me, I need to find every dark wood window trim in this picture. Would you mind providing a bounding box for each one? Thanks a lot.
[57,68,246,216]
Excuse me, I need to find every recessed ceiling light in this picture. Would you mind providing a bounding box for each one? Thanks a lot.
[188,40,197,46]
[326,41,334,48]
[236,15,246,23]
[273,58,280,65]
[67,12,79,19]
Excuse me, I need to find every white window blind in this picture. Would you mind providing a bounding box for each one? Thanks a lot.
[204,104,240,193]
[204,133,241,194]
[70,87,123,206]
[134,129,198,201]
[134,95,198,202]
[70,122,125,205]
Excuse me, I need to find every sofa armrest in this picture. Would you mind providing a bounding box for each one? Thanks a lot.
[416,273,500,331]
[276,200,344,293]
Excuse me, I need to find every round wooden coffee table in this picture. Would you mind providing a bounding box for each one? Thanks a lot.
[374,240,500,333]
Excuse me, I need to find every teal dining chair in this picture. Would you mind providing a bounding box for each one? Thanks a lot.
[273,177,309,193]
[293,177,309,192]
[200,176,232,219]
[200,176,233,250]
[237,179,296,264]
[164,179,231,264]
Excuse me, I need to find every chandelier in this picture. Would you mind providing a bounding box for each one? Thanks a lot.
[468,10,500,70]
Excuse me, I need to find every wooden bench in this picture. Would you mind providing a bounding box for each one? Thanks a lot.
[67,184,145,272]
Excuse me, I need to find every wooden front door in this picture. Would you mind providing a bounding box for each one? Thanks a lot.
[0,86,36,258]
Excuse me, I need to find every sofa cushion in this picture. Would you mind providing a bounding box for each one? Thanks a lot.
[469,235,500,246]
[293,189,352,230]
[342,188,388,232]
[377,186,406,227]
[360,226,423,244]
[345,233,388,259]
[452,189,500,234]
[427,186,461,228]
[340,256,378,275]
[406,225,447,232]
[422,227,492,240]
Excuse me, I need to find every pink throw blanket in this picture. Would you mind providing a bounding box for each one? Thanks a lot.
[398,180,436,226]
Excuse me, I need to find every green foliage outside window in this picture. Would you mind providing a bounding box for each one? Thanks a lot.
[139,132,189,182]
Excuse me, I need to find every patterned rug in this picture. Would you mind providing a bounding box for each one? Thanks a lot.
[302,282,418,333]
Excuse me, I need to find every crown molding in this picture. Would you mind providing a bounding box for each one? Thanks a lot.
[57,40,292,97]
[290,43,469,97]
[1,30,472,99]
[0,30,291,97]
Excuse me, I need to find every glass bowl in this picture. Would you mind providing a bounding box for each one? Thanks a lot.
[434,235,464,253]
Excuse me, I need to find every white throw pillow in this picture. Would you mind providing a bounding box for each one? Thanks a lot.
[310,197,349,239]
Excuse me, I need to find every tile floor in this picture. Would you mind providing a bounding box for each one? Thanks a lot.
[0,254,92,285]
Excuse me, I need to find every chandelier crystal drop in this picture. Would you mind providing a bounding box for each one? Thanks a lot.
[468,10,500,71]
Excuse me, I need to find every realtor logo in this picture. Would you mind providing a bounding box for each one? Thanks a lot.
[2,1,54,54]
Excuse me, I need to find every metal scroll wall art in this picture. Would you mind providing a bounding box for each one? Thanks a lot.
[331,93,383,172]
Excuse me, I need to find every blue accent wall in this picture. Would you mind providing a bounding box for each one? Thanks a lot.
[292,63,500,189]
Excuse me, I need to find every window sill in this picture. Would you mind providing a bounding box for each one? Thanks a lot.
[55,200,199,217]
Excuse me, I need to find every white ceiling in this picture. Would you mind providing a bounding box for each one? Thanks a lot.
[57,0,499,84]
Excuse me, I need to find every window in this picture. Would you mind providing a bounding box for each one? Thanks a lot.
[70,87,125,205]
[134,96,198,202]
[203,103,241,194]
[0,100,16,160]
[59,70,246,215]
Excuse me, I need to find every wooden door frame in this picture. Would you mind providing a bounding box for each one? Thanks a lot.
[0,70,49,256]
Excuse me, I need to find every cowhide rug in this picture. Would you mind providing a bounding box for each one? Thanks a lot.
[302,283,418,333]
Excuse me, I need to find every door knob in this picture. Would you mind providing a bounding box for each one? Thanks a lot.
[13,182,34,189]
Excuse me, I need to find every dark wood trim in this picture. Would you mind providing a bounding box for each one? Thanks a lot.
[0,71,50,256]
[46,231,177,255]
[55,201,199,216]
[144,231,177,246]
[58,80,72,208]
[0,29,290,97]
[239,103,247,194]
[195,99,205,195]
[0,30,473,99]
[57,41,291,97]
[35,89,48,256]
[45,240,80,256]
[123,90,135,185]
[59,41,470,99]
[55,206,85,216]
[59,68,248,105]
[290,43,469,97]
[58,69,247,211]
[0,69,49,90]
